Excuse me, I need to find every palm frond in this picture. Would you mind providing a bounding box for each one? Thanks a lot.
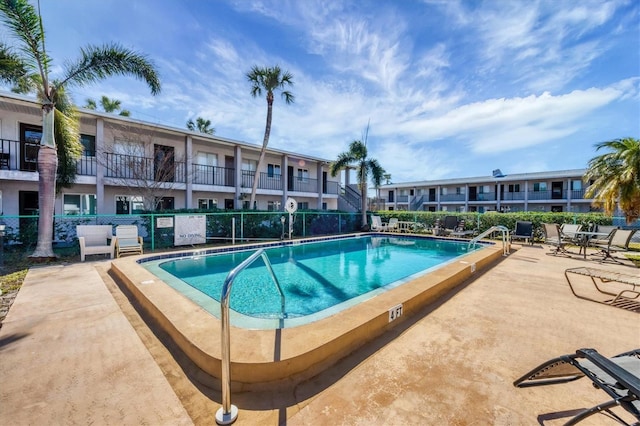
[60,43,161,95]
[0,41,29,83]
[0,0,51,89]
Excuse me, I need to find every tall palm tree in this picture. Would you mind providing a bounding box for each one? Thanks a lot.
[186,116,215,135]
[246,65,294,209]
[584,137,640,224]
[0,0,161,260]
[330,140,385,228]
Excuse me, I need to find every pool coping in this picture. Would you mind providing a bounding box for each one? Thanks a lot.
[109,233,506,390]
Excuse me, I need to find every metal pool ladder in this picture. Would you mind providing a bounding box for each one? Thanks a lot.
[216,248,284,425]
[468,225,511,256]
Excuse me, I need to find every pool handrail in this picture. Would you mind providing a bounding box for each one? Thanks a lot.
[216,248,284,425]
[468,225,511,256]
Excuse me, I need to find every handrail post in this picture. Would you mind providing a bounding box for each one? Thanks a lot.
[215,249,284,425]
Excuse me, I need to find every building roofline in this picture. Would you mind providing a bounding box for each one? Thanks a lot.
[0,91,332,164]
[380,169,588,188]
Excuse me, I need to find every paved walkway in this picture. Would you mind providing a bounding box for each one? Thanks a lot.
[0,260,191,425]
[1,245,639,425]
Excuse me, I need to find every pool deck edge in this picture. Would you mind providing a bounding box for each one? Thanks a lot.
[109,237,505,389]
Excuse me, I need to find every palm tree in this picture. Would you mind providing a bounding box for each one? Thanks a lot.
[0,0,161,260]
[84,95,131,116]
[99,95,121,113]
[246,65,294,209]
[330,140,385,228]
[584,137,640,224]
[186,116,215,135]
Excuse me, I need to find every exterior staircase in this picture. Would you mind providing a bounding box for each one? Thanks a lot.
[338,185,362,212]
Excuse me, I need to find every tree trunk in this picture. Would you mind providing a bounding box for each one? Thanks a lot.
[361,184,368,227]
[249,98,274,209]
[30,107,58,260]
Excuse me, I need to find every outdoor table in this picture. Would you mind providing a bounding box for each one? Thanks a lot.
[573,231,610,259]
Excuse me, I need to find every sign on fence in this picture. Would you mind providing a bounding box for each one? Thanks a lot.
[174,215,206,246]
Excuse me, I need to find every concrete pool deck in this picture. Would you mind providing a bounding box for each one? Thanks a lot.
[1,243,639,425]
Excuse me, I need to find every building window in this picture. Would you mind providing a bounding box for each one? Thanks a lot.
[322,202,327,210]
[440,187,448,195]
[571,180,582,190]
[242,159,257,171]
[63,194,97,215]
[267,200,282,211]
[267,164,281,178]
[155,197,174,211]
[116,195,144,215]
[196,152,217,167]
[198,198,218,210]
[533,182,547,191]
[297,168,309,181]
[508,184,520,193]
[80,134,95,157]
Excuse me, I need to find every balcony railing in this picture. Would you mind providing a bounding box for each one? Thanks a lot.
[440,193,466,202]
[289,176,318,193]
[324,181,339,195]
[104,153,186,183]
[192,164,235,187]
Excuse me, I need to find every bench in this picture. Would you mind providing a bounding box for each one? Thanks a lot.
[564,267,640,313]
[77,225,115,262]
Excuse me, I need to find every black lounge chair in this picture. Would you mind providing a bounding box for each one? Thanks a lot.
[511,220,534,245]
[514,348,640,425]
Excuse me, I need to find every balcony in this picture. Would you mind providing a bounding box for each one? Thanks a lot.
[104,153,186,183]
[440,193,466,202]
[192,164,234,187]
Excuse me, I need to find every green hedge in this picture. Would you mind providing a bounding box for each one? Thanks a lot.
[374,211,612,242]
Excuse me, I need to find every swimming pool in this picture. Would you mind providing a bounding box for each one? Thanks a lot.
[144,235,479,328]
[110,233,505,387]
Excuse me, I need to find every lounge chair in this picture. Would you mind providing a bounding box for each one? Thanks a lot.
[591,229,637,264]
[115,225,144,257]
[386,218,399,233]
[370,215,388,232]
[564,267,640,312]
[514,348,640,425]
[449,218,476,238]
[543,223,569,256]
[511,220,534,245]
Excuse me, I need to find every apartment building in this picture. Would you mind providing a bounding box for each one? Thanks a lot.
[378,169,596,213]
[0,92,340,218]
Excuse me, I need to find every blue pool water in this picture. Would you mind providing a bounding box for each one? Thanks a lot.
[144,235,478,327]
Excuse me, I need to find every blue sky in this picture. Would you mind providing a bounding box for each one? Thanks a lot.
[3,0,639,183]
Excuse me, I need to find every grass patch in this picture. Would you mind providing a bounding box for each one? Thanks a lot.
[0,269,28,292]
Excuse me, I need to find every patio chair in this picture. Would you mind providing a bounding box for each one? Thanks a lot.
[370,215,387,232]
[591,229,637,264]
[542,223,569,256]
[514,348,640,425]
[560,223,583,246]
[511,220,534,245]
[438,215,458,235]
[589,225,619,246]
[115,225,144,257]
